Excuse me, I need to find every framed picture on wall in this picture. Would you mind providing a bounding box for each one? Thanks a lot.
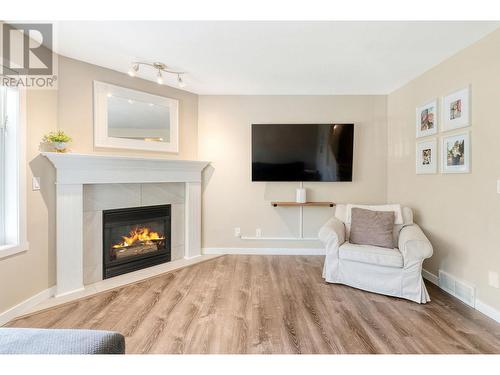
[442,87,470,131]
[416,100,438,138]
[416,139,437,174]
[441,132,470,173]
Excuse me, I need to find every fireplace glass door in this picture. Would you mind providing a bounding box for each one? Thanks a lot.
[103,205,171,279]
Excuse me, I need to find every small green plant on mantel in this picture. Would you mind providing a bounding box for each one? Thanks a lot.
[43,130,72,153]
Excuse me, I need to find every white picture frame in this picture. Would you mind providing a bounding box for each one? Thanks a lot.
[442,87,470,132]
[416,100,438,138]
[416,139,437,174]
[441,132,470,174]
[93,81,179,153]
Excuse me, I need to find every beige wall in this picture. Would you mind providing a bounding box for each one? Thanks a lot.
[387,29,500,310]
[0,56,199,315]
[0,89,58,314]
[58,56,198,159]
[198,95,387,249]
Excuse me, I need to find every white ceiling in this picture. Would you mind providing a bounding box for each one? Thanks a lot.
[53,21,500,95]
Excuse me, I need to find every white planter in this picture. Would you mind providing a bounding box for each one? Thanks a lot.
[53,142,68,152]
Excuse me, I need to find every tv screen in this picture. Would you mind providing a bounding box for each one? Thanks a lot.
[252,123,354,182]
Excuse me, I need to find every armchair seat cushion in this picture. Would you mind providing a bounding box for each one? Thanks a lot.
[339,242,403,268]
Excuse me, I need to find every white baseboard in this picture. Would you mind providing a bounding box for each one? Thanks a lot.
[0,286,55,326]
[422,268,439,286]
[203,247,325,256]
[184,254,202,260]
[240,236,320,241]
[422,268,500,324]
[475,299,500,324]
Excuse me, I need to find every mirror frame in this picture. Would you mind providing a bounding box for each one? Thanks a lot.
[93,81,179,153]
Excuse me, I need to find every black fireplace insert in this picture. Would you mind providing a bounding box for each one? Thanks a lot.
[103,205,171,279]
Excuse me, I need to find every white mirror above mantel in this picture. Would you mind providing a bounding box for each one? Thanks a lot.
[93,81,179,153]
[42,152,209,297]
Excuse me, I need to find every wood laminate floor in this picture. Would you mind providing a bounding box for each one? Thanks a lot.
[7,255,500,354]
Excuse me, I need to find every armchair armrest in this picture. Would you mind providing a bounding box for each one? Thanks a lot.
[398,224,433,266]
[319,217,345,251]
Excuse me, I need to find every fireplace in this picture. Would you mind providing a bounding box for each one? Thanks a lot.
[103,205,171,279]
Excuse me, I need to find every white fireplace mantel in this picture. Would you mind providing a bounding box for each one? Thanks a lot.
[42,152,209,297]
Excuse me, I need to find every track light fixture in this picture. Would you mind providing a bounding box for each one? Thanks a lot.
[128,61,186,88]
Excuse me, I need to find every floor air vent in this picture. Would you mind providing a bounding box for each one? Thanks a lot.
[438,270,475,307]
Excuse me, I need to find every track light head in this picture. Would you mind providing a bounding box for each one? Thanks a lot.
[128,63,139,77]
[156,70,164,85]
[177,74,186,88]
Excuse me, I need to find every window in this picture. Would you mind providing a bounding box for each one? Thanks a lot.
[0,86,27,258]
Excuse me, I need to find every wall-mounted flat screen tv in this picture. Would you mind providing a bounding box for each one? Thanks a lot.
[252,123,354,182]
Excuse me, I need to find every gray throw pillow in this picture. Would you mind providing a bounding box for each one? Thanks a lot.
[350,208,395,249]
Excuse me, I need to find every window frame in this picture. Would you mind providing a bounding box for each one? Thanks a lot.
[0,88,5,246]
[0,86,28,259]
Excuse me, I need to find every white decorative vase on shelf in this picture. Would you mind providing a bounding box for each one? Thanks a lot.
[53,142,68,153]
[296,188,307,203]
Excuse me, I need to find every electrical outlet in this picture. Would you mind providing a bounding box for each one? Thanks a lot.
[497,180,500,194]
[255,228,262,237]
[488,271,499,288]
[32,177,41,191]
[234,227,241,237]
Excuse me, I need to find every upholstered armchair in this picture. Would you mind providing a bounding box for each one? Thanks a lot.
[319,204,433,303]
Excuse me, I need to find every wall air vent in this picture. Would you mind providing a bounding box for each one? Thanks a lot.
[438,270,476,307]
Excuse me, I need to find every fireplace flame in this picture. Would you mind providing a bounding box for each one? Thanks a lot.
[112,226,165,249]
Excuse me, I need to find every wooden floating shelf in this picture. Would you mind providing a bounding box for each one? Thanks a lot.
[271,201,335,207]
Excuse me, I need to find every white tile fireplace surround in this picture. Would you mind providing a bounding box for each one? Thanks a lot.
[43,152,209,297]
[83,183,186,284]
